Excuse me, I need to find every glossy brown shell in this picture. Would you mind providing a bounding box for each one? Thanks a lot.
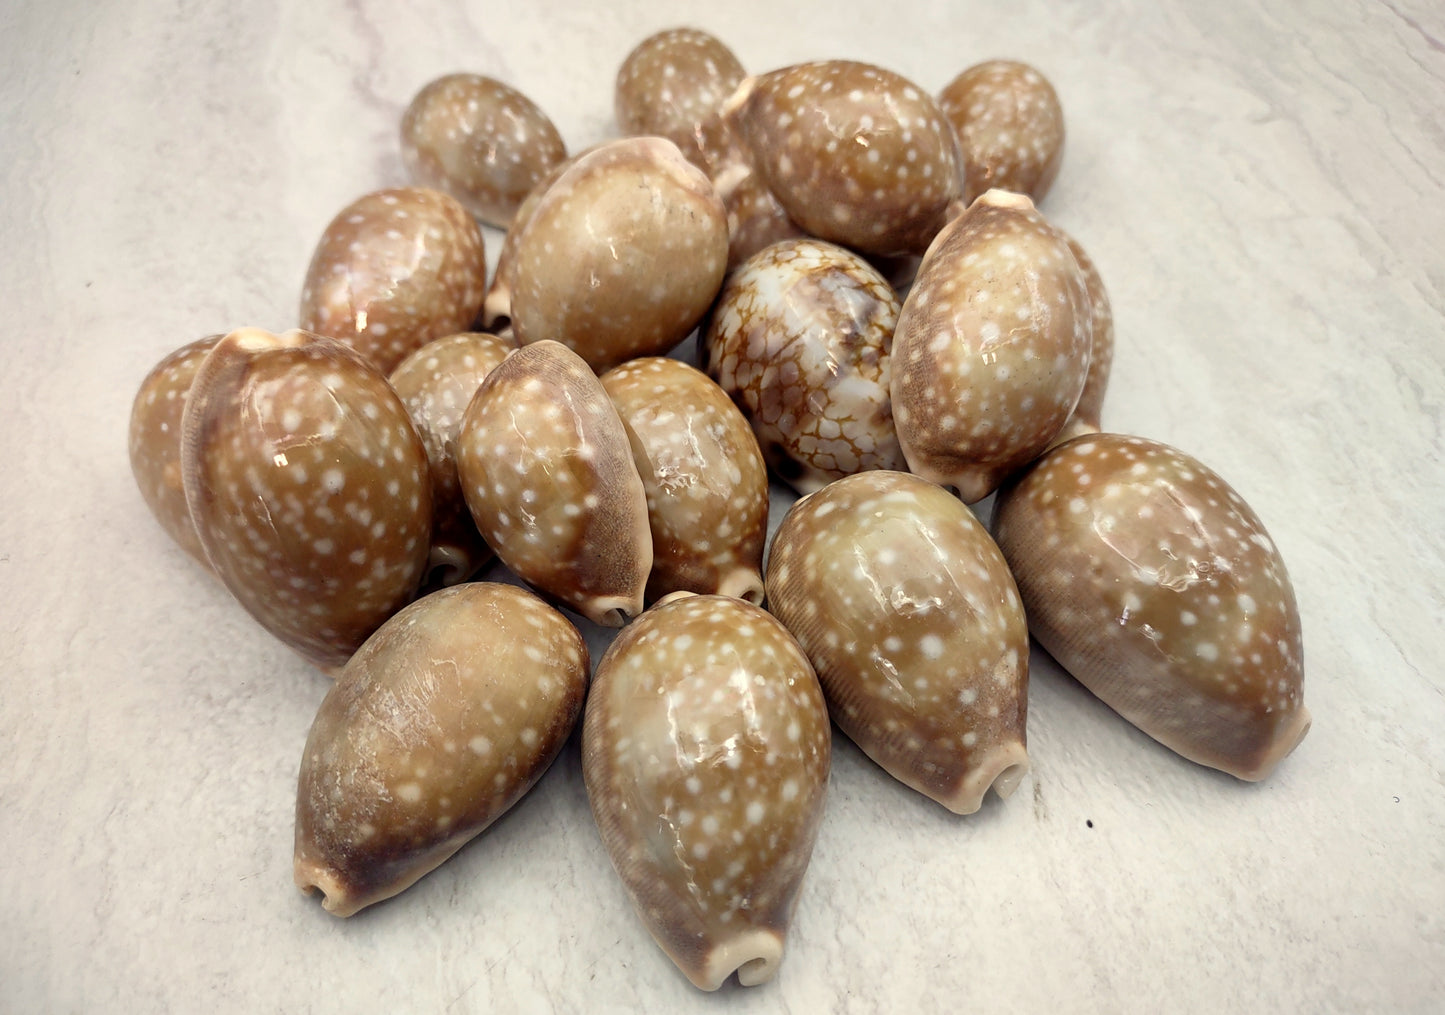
[1054,231,1114,441]
[582,594,830,990]
[180,328,432,673]
[614,27,745,173]
[992,434,1310,781]
[507,138,729,372]
[401,74,567,228]
[891,189,1092,502]
[294,583,588,916]
[725,60,964,256]
[766,471,1029,813]
[128,334,221,566]
[389,331,514,588]
[600,357,768,605]
[454,341,652,626]
[938,60,1065,205]
[299,187,487,374]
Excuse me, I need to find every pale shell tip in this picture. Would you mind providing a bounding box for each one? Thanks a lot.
[715,567,766,607]
[940,740,1030,815]
[426,541,484,589]
[294,858,361,918]
[583,594,645,628]
[1235,704,1312,783]
[693,927,785,990]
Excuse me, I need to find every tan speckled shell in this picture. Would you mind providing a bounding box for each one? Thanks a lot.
[128,334,221,566]
[938,60,1065,205]
[299,187,487,374]
[507,137,729,372]
[992,434,1310,781]
[891,189,1092,503]
[766,471,1029,813]
[1054,231,1114,441]
[600,357,768,605]
[724,60,963,256]
[614,28,745,174]
[712,157,807,271]
[294,583,588,917]
[582,594,830,990]
[454,341,652,626]
[180,328,432,673]
[702,238,905,494]
[389,331,515,588]
[480,152,581,333]
[401,74,567,228]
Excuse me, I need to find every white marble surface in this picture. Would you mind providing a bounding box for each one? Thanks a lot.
[4,0,1443,1010]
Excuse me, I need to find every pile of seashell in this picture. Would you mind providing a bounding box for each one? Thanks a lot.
[128,28,1311,991]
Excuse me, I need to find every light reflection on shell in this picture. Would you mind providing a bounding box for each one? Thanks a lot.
[180,327,432,674]
[294,583,588,916]
[992,433,1310,780]
[767,471,1029,813]
[600,357,768,605]
[702,237,905,494]
[582,594,830,990]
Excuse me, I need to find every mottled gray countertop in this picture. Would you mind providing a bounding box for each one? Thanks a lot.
[3,1,1442,1011]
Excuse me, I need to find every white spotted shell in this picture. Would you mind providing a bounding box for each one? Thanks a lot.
[600,357,768,605]
[992,434,1310,781]
[938,60,1065,206]
[454,340,652,626]
[389,331,514,589]
[723,60,964,256]
[401,74,567,228]
[180,328,432,673]
[891,189,1092,503]
[702,237,905,493]
[506,137,729,372]
[299,187,487,374]
[614,27,745,174]
[1054,230,1114,442]
[294,582,588,916]
[582,593,830,990]
[129,334,221,567]
[766,471,1030,813]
